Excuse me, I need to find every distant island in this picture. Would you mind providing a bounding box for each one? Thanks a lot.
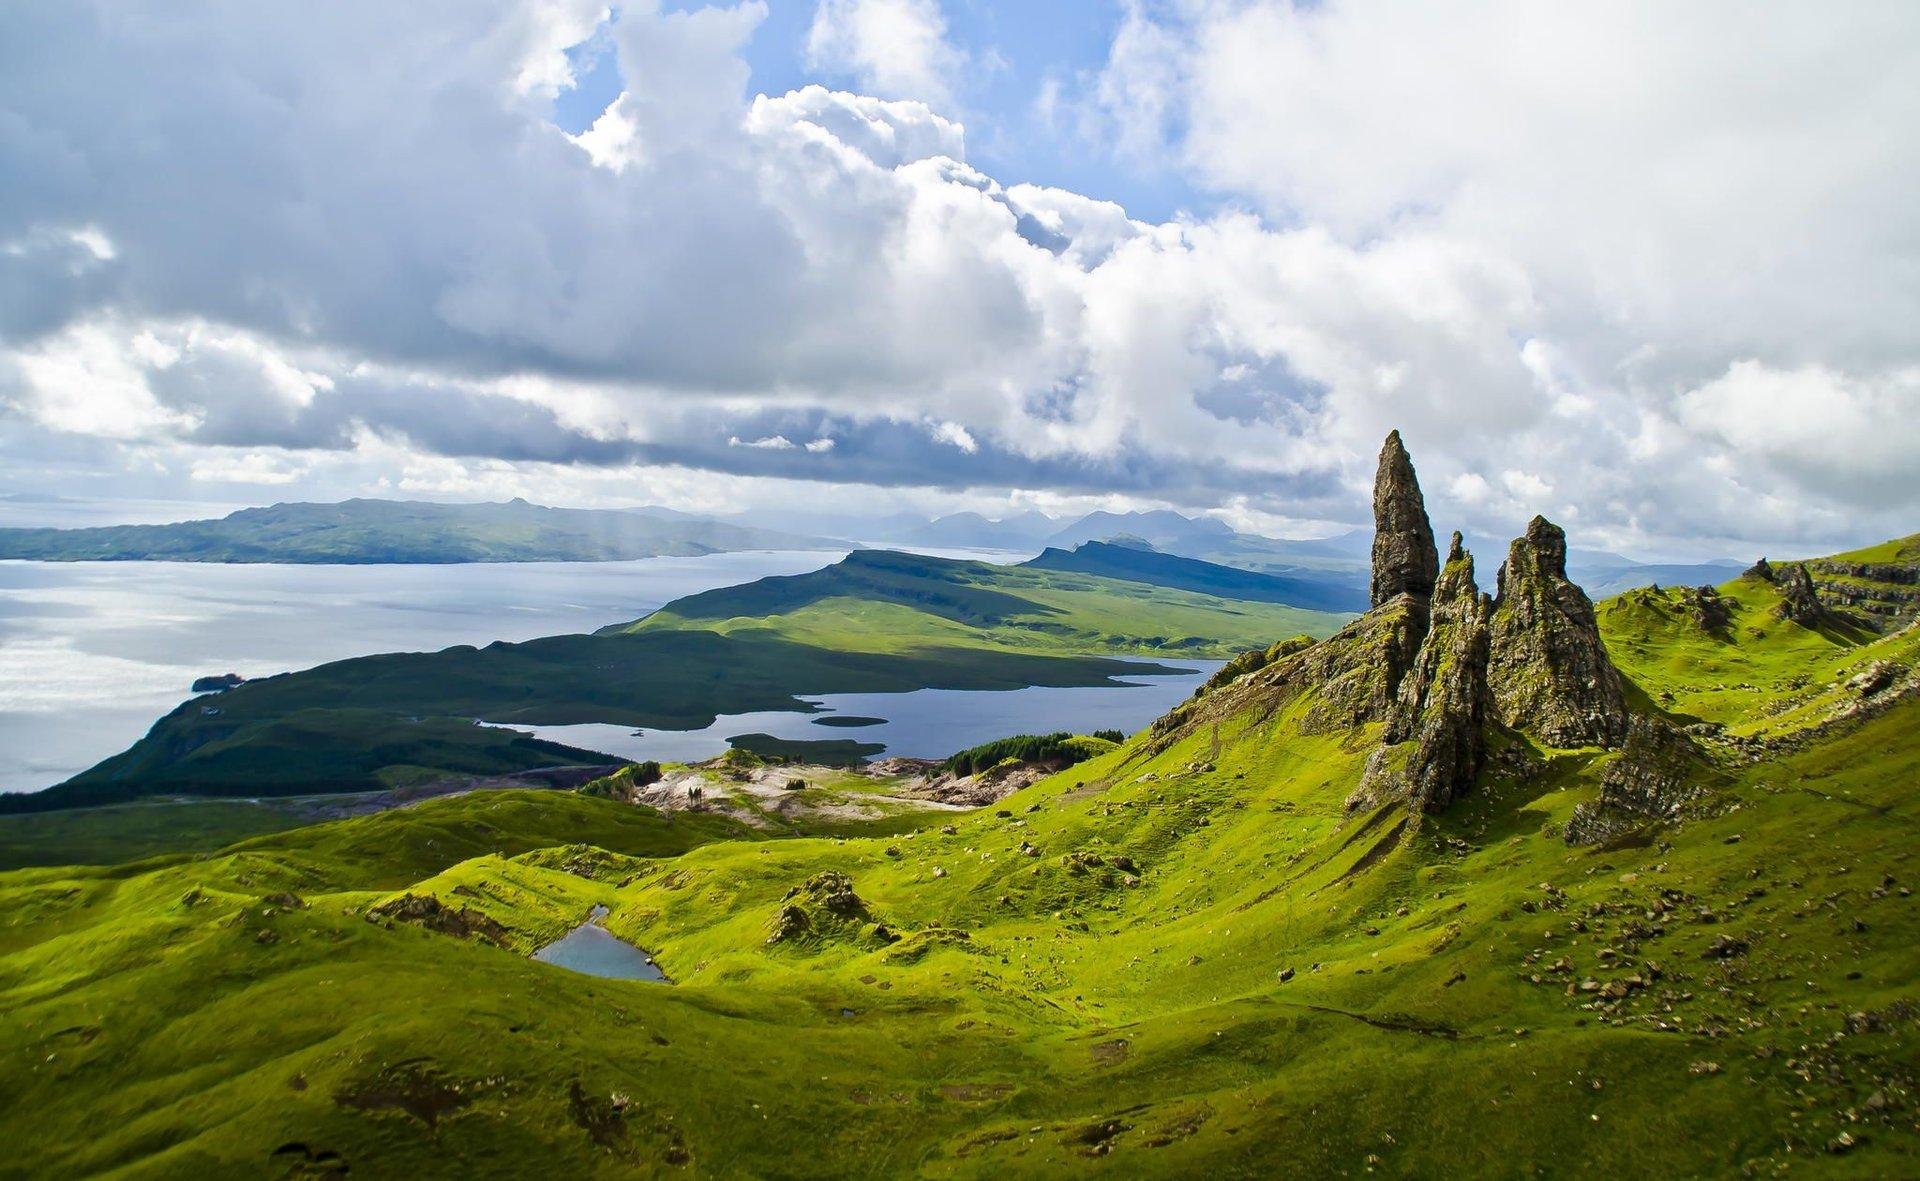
[0,498,839,564]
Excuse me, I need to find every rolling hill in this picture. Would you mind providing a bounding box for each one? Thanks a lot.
[9,550,1349,808]
[1,434,1915,1175]
[1022,539,1362,613]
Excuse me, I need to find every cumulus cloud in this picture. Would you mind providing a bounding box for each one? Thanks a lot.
[0,1,1913,558]
[805,0,965,111]
[1085,0,1920,553]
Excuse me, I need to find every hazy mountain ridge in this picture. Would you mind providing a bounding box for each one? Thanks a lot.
[1023,540,1363,614]
[0,498,839,564]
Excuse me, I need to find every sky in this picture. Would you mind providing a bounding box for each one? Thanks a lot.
[0,1,1917,560]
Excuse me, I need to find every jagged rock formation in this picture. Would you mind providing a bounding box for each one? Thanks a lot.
[1370,431,1440,607]
[1354,533,1493,812]
[1293,597,1429,734]
[1486,516,1629,747]
[1747,549,1919,631]
[1804,557,1920,629]
[1564,717,1711,845]
[1165,432,1631,816]
[1771,562,1829,627]
[1164,437,1438,741]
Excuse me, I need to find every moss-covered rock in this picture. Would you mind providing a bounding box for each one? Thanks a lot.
[1487,516,1629,747]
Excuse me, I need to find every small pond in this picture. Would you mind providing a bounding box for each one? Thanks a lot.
[531,905,666,982]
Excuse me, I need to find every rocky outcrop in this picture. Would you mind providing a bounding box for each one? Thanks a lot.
[1564,717,1710,845]
[1159,432,1636,815]
[1772,562,1828,627]
[1302,430,1444,730]
[1293,596,1430,734]
[1369,430,1440,607]
[1163,436,1437,742]
[1354,533,1492,812]
[367,893,511,947]
[1749,550,1920,631]
[766,871,897,949]
[1486,516,1629,747]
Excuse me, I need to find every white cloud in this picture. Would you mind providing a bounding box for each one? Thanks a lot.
[805,0,964,112]
[930,420,977,452]
[5,321,194,439]
[1678,362,1920,504]
[0,1,1914,559]
[189,450,311,485]
[1081,0,1920,552]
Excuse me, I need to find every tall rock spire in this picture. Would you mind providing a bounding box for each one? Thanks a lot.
[1353,530,1492,814]
[1370,430,1439,607]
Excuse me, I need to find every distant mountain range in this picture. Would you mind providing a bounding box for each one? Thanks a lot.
[0,498,838,564]
[862,510,1742,606]
[0,496,1747,598]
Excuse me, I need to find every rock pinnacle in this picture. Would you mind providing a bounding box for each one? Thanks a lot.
[1370,430,1439,608]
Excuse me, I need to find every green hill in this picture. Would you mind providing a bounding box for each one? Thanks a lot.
[1023,539,1362,612]
[0,497,836,563]
[10,551,1348,809]
[1,437,1914,1175]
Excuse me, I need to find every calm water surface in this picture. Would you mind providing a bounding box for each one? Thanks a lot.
[489,659,1223,765]
[0,551,843,792]
[531,905,666,981]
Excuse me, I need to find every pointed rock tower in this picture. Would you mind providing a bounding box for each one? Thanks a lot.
[1486,516,1629,747]
[1370,430,1440,608]
[1355,531,1493,812]
[1271,431,1440,735]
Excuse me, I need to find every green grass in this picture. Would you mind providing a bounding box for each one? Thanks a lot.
[0,798,321,870]
[1598,570,1914,734]
[3,658,1914,1174]
[2,538,1914,1176]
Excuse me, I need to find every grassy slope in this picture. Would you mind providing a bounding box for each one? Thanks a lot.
[626,549,1345,656]
[1022,541,1365,613]
[0,798,320,870]
[0,498,831,563]
[26,552,1345,808]
[3,558,1915,1176]
[1598,571,1892,733]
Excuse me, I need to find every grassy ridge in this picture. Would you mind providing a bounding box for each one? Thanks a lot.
[1023,540,1365,613]
[627,549,1346,656]
[21,551,1345,810]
